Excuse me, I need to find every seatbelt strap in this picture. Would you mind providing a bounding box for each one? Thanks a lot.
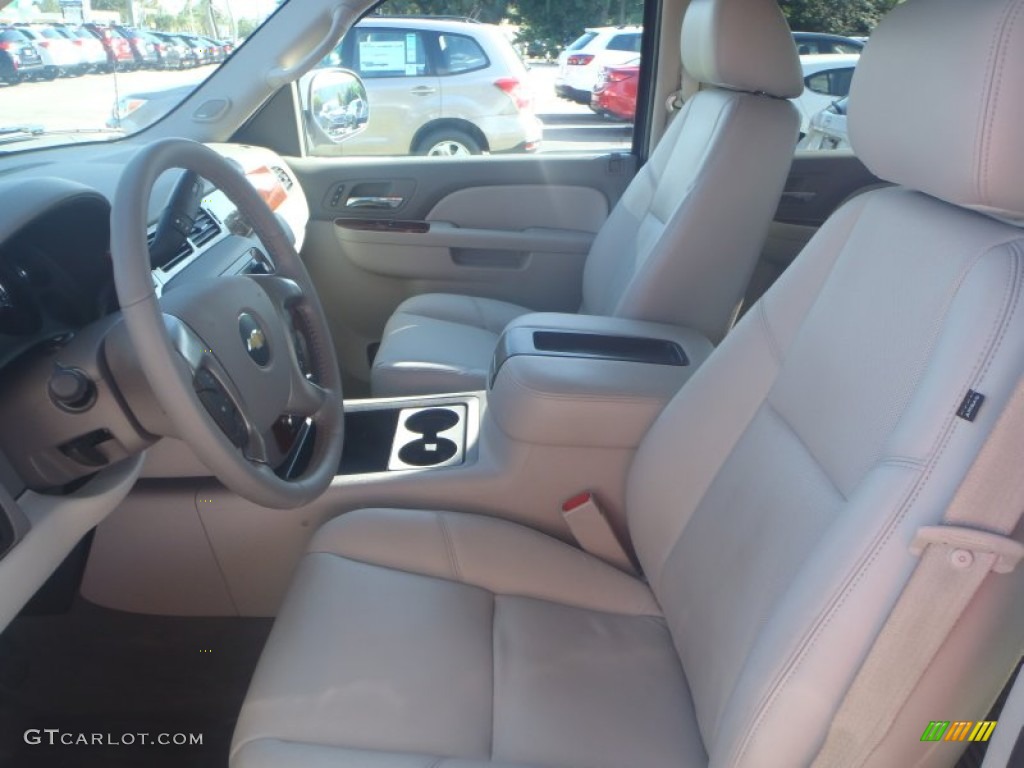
[561,492,638,576]
[812,379,1024,768]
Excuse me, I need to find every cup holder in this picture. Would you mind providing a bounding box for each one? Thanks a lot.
[404,408,460,434]
[388,405,467,470]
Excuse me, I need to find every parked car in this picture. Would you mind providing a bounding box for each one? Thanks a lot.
[179,33,216,65]
[799,96,850,150]
[319,17,542,155]
[115,26,160,69]
[793,53,859,135]
[792,31,865,55]
[590,56,640,121]
[12,24,80,79]
[0,26,45,84]
[82,22,135,71]
[198,35,228,63]
[52,24,108,72]
[148,31,187,70]
[555,25,642,104]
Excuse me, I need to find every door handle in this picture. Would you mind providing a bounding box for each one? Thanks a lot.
[346,196,405,210]
[781,191,817,203]
[409,86,437,96]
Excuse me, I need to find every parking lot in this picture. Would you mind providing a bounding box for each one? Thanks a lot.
[0,62,633,154]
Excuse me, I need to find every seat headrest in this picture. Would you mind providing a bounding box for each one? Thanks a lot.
[850,0,1024,223]
[681,0,803,99]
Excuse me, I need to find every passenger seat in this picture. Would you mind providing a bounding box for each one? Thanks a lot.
[370,0,802,397]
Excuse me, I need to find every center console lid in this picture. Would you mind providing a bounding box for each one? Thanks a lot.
[489,313,713,448]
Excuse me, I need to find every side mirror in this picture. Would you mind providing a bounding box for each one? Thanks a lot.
[305,68,369,147]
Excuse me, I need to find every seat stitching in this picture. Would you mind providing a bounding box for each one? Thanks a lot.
[976,0,1023,204]
[764,399,849,502]
[733,245,1023,764]
[759,300,783,365]
[436,512,464,582]
[310,550,662,617]
[490,595,497,761]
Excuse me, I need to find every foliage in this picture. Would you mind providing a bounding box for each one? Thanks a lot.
[514,0,644,58]
[777,0,899,35]
[375,1,511,23]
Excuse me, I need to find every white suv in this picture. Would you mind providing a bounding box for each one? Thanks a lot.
[320,17,543,156]
[555,26,642,104]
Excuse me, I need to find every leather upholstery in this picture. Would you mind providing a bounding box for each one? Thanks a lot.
[232,509,707,768]
[370,0,799,397]
[681,0,803,98]
[849,0,1024,223]
[235,1,1024,766]
[371,293,531,397]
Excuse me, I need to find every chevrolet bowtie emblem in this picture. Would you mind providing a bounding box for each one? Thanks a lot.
[247,328,266,353]
[239,313,270,366]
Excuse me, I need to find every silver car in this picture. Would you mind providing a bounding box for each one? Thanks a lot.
[316,17,543,156]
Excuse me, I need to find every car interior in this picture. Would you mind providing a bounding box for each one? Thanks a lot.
[0,0,1022,767]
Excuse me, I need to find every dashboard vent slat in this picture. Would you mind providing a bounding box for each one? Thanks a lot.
[189,209,221,249]
[160,241,194,273]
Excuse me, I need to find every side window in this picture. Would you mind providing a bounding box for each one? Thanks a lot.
[805,67,854,97]
[353,29,429,78]
[607,33,641,53]
[302,0,645,160]
[437,33,488,75]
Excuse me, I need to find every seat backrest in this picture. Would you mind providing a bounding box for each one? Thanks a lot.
[579,0,801,343]
[626,1,1024,765]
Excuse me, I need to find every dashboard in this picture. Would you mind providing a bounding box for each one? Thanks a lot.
[0,142,310,494]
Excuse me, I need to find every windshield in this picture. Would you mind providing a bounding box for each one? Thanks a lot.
[0,1,281,151]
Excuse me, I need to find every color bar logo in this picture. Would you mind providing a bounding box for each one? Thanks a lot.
[920,720,997,743]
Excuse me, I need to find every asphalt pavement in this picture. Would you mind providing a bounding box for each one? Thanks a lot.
[0,61,633,154]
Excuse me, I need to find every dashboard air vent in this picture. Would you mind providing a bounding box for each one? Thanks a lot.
[271,166,294,191]
[160,241,194,273]
[189,209,221,248]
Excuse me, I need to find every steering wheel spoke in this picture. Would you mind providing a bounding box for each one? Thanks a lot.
[250,274,305,309]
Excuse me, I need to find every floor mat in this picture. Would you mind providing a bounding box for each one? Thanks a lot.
[0,598,272,768]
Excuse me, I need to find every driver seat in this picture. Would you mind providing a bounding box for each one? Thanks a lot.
[231,1,1024,766]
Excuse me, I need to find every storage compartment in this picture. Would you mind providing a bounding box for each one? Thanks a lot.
[532,331,688,366]
[491,327,690,386]
[338,408,401,475]
[487,313,714,449]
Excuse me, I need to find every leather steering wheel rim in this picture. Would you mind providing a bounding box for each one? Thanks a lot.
[110,138,343,509]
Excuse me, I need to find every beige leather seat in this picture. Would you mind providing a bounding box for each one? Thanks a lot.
[370,0,802,398]
[232,1,1024,766]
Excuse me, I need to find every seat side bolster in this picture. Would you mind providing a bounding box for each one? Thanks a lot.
[309,508,661,616]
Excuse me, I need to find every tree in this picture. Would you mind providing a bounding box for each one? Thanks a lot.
[777,0,898,35]
[374,1,511,22]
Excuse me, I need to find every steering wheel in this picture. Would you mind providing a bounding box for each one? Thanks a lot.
[110,138,343,509]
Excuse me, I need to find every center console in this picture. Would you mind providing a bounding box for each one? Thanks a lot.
[110,312,712,618]
[486,313,713,449]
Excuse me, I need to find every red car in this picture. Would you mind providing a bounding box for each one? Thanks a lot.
[82,23,135,71]
[590,57,640,121]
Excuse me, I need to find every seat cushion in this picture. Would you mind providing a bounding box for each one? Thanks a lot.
[371,294,532,397]
[231,509,706,768]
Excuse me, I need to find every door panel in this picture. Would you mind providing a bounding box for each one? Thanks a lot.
[288,154,635,392]
[746,151,884,310]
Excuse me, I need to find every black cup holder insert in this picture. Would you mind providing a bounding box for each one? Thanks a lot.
[389,405,466,470]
